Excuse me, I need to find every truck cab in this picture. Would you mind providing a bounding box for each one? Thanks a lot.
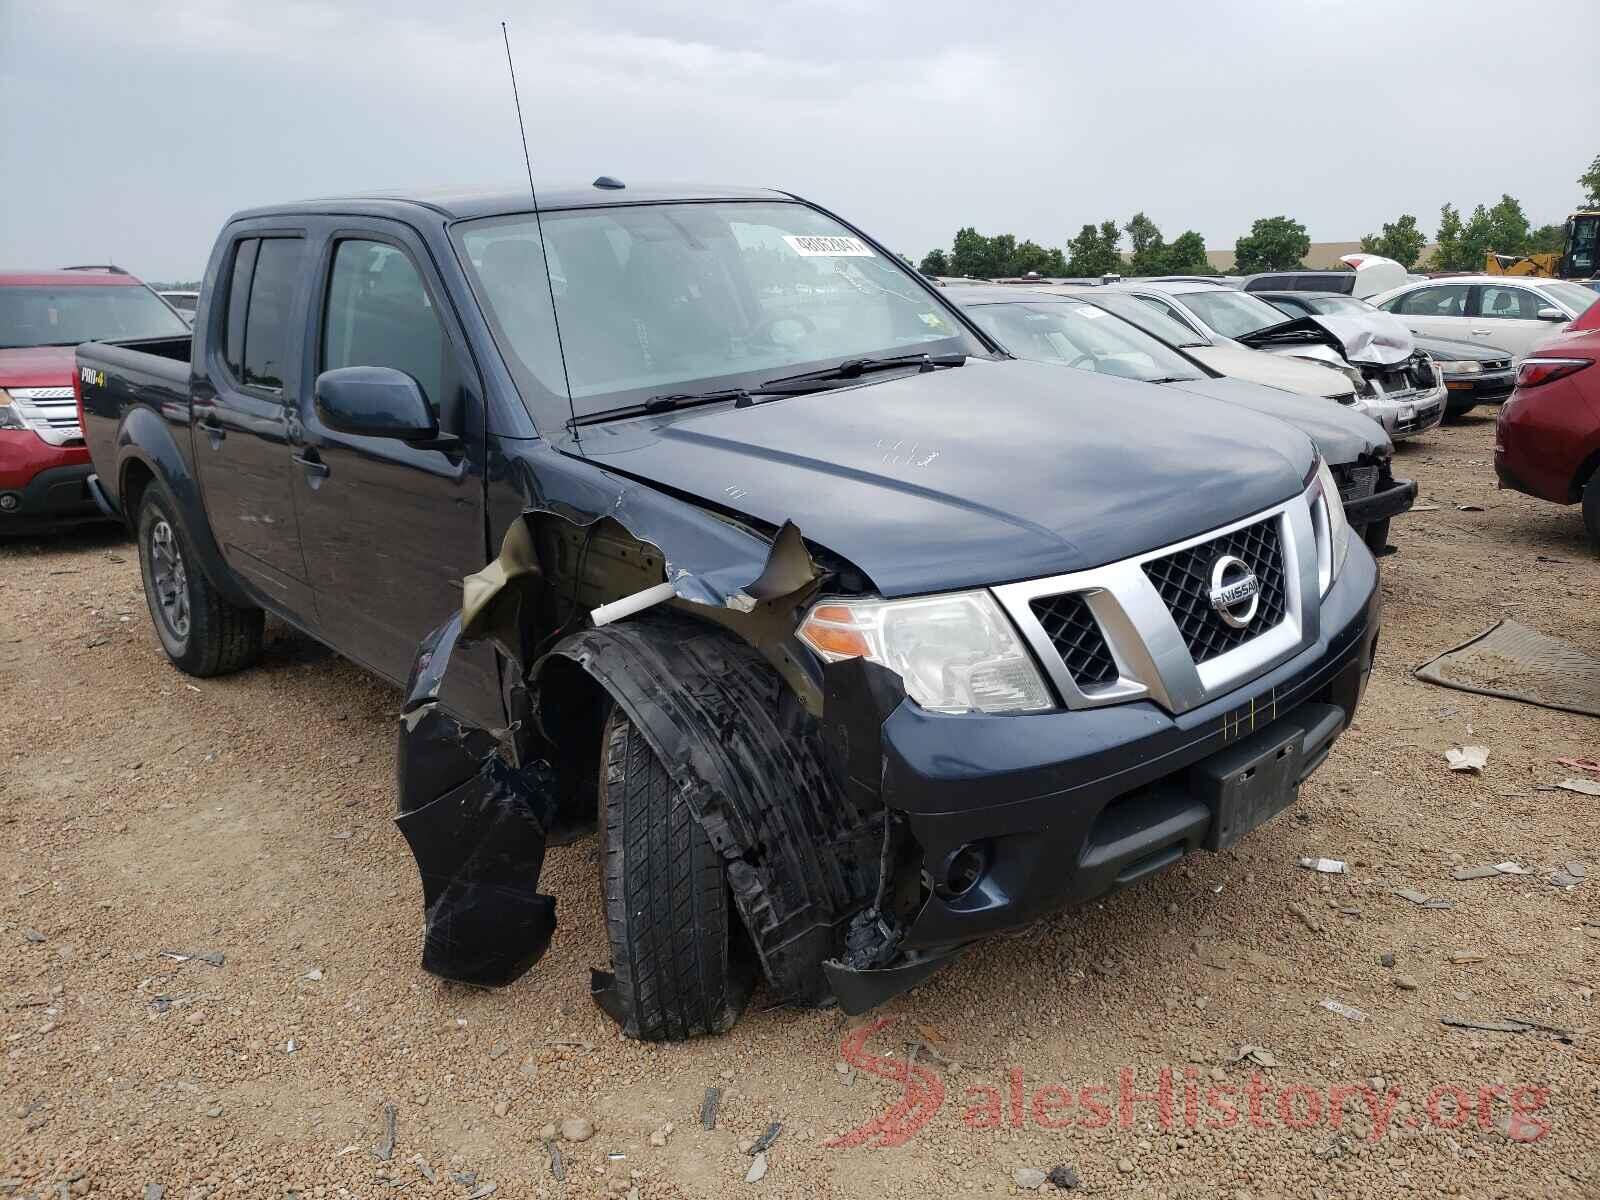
[79,182,1381,1040]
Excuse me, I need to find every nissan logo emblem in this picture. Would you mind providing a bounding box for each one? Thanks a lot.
[1208,554,1261,629]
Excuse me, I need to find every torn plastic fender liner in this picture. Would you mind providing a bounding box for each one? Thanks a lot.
[397,613,561,988]
[540,614,882,1006]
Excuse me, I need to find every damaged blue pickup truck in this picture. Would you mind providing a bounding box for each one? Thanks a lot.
[77,182,1381,1040]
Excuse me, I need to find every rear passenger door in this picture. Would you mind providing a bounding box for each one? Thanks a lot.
[1467,284,1567,362]
[289,225,499,722]
[192,234,314,614]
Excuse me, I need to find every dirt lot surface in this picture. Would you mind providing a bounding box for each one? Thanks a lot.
[4,413,1599,1199]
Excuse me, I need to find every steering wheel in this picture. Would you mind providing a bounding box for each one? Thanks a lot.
[754,313,817,347]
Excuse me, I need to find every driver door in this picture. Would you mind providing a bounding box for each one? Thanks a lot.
[289,226,500,727]
[1467,284,1568,362]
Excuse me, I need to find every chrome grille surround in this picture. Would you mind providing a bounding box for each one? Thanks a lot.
[991,492,1319,716]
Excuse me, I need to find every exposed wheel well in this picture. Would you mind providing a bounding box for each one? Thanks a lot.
[120,459,156,525]
[1573,449,1600,502]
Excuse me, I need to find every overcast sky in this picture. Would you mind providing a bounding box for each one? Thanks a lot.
[3,0,1595,280]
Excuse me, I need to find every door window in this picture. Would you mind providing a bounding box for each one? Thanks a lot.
[1474,286,1540,320]
[1134,294,1204,338]
[222,239,258,379]
[1388,285,1468,317]
[321,240,446,413]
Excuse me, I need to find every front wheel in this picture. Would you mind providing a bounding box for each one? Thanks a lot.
[137,489,264,676]
[598,705,746,1040]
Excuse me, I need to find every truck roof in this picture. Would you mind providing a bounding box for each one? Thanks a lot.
[0,269,144,286]
[233,181,793,223]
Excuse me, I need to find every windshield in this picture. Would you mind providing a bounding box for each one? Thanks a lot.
[1179,288,1296,338]
[1543,280,1598,315]
[968,300,1202,382]
[1076,291,1211,348]
[0,283,188,348]
[1302,294,1373,316]
[454,201,978,419]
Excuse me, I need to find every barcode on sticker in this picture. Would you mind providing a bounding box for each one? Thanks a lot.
[783,235,875,258]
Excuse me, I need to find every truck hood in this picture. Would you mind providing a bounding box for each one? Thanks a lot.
[1183,343,1355,400]
[566,359,1315,596]
[0,345,76,388]
[1237,314,1414,366]
[1163,376,1389,464]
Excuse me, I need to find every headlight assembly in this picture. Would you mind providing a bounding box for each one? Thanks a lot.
[798,590,1054,714]
[1434,360,1482,376]
[1305,458,1351,597]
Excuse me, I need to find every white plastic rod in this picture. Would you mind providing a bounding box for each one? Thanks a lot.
[590,582,677,628]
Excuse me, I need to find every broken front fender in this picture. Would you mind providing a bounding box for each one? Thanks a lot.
[395,613,561,988]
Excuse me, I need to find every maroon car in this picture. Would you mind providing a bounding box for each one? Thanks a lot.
[0,266,187,533]
[1495,299,1600,546]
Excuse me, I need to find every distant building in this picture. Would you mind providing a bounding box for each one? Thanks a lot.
[1205,241,1439,272]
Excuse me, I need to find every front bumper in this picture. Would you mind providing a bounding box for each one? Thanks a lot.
[1444,369,1514,411]
[1361,384,1446,440]
[0,460,104,533]
[1343,475,1416,528]
[824,545,1380,1012]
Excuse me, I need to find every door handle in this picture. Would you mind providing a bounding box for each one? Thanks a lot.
[196,414,225,445]
[292,451,331,482]
[1470,328,1492,336]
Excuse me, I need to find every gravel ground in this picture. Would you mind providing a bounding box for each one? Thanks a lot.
[3,412,1598,1200]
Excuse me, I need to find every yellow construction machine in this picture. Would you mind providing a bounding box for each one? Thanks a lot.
[1486,209,1600,278]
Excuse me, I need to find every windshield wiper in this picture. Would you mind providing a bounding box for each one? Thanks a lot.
[760,351,967,392]
[570,387,753,427]
[1142,376,1202,384]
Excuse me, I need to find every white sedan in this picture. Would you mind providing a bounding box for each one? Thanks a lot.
[1367,275,1598,362]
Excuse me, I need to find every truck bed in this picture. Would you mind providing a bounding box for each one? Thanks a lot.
[77,334,195,516]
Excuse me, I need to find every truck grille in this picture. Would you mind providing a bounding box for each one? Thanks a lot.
[1363,352,1434,399]
[1333,464,1378,504]
[1028,592,1118,688]
[1142,516,1287,664]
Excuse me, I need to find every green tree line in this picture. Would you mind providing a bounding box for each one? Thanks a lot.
[920,152,1599,278]
[918,212,1215,279]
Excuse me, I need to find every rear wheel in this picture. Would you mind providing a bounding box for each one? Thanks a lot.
[598,704,743,1040]
[137,489,263,676]
[1584,474,1600,551]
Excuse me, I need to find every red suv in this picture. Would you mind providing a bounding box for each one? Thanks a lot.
[1,267,189,533]
[1495,297,1600,547]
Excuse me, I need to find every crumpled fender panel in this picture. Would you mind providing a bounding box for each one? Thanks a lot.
[396,614,561,987]
[540,615,882,1006]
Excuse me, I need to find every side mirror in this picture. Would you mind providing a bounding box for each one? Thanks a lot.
[314,366,436,440]
[1536,306,1567,322]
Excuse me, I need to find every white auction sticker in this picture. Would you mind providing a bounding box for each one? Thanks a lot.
[783,234,875,257]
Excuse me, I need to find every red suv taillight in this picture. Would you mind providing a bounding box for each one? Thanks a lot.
[1514,357,1593,388]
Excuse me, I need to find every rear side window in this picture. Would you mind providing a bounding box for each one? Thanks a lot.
[321,240,446,412]
[242,240,304,392]
[223,239,258,378]
[1389,284,1468,317]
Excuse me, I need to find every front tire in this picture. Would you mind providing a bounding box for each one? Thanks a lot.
[137,488,263,676]
[599,705,743,1040]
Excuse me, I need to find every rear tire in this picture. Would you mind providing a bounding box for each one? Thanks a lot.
[1584,474,1600,551]
[599,704,741,1040]
[137,488,264,677]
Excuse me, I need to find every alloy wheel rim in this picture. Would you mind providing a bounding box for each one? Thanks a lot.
[149,519,190,640]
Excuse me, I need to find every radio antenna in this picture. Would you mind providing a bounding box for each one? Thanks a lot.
[501,21,574,426]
